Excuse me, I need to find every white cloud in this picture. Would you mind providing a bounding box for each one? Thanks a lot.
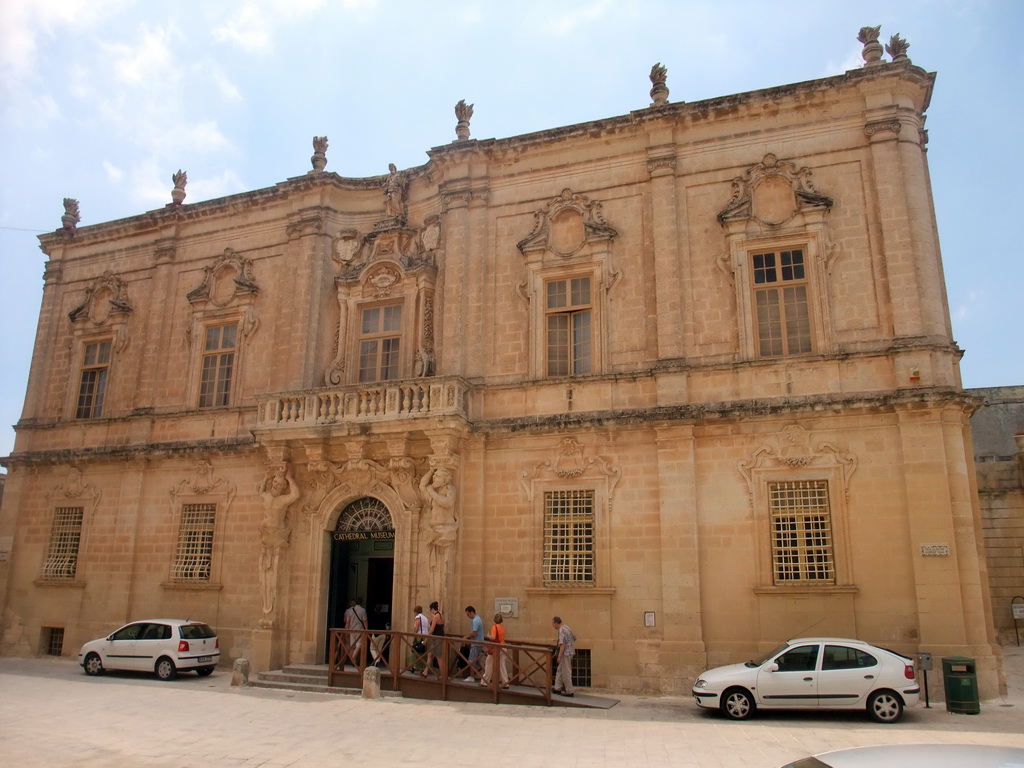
[212,4,273,53]
[103,161,124,183]
[101,23,178,86]
[544,0,613,37]
[0,0,131,88]
[207,66,243,102]
[188,170,248,202]
[182,120,232,153]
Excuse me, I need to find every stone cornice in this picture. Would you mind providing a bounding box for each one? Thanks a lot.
[1,436,257,469]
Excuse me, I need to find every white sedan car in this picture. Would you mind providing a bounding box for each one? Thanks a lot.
[79,619,220,681]
[693,637,920,723]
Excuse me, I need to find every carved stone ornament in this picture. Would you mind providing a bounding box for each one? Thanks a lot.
[420,215,441,252]
[48,467,102,507]
[171,170,187,205]
[311,136,328,172]
[381,163,409,225]
[717,153,833,227]
[454,99,474,141]
[885,34,910,62]
[738,425,857,499]
[366,265,401,297]
[519,438,622,502]
[186,248,259,308]
[649,62,669,106]
[858,25,884,66]
[517,189,619,257]
[302,456,421,525]
[61,198,81,233]
[334,229,361,264]
[170,458,237,502]
[68,271,133,327]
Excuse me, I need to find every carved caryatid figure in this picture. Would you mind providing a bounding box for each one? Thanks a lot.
[420,467,458,604]
[258,464,301,621]
[383,163,408,221]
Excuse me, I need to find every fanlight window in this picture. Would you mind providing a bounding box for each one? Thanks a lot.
[335,497,394,532]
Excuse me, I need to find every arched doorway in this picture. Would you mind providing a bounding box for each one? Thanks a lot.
[326,497,395,659]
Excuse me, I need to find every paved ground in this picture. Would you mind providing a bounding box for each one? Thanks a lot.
[2,646,1023,768]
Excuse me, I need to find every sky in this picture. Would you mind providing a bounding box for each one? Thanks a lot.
[1,0,1022,461]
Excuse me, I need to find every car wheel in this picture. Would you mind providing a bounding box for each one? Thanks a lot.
[721,688,756,720]
[155,657,178,681]
[867,690,904,723]
[196,666,215,677]
[83,653,104,676]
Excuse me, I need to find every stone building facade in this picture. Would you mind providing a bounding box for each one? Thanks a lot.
[0,30,1005,696]
[970,387,1024,646]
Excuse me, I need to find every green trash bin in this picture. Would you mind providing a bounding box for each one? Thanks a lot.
[941,656,980,714]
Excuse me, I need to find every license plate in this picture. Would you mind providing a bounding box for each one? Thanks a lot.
[197,656,212,663]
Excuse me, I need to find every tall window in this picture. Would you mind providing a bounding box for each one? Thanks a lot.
[545,277,592,376]
[543,490,595,585]
[76,341,111,419]
[358,304,402,382]
[41,507,84,579]
[171,503,216,580]
[769,480,834,584]
[199,324,237,408]
[752,248,812,357]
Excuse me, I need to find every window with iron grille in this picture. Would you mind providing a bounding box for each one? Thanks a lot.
[41,506,84,579]
[571,647,591,688]
[751,249,812,357]
[545,277,592,376]
[198,324,237,408]
[770,480,834,584]
[171,503,216,580]
[543,490,595,585]
[76,340,111,419]
[42,627,65,656]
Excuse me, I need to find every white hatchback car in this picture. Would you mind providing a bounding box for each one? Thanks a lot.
[693,637,920,723]
[79,619,220,681]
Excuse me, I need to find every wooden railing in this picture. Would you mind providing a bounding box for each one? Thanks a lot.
[327,629,555,703]
[255,376,471,429]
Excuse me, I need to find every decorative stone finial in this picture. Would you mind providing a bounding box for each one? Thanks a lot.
[61,198,80,232]
[885,34,910,62]
[649,62,669,106]
[171,170,187,205]
[311,136,328,172]
[454,100,474,141]
[858,25,884,66]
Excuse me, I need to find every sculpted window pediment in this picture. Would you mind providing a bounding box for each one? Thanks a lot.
[186,248,259,308]
[738,425,857,499]
[718,154,834,228]
[68,271,133,326]
[517,189,619,258]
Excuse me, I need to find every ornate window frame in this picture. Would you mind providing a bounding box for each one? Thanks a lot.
[65,271,132,420]
[717,154,838,361]
[185,248,259,409]
[517,189,620,380]
[520,438,621,594]
[739,426,858,593]
[34,468,101,587]
[163,460,235,590]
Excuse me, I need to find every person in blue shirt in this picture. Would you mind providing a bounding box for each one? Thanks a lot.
[463,606,484,681]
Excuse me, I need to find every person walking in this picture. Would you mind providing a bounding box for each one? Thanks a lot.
[552,616,576,697]
[462,606,484,681]
[421,601,446,678]
[343,598,368,665]
[481,613,511,688]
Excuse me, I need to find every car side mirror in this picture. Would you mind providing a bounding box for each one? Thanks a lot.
[766,662,780,672]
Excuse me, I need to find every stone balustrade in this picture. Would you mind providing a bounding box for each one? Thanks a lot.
[255,376,471,428]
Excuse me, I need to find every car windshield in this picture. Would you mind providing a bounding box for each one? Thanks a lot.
[178,623,216,639]
[746,642,791,667]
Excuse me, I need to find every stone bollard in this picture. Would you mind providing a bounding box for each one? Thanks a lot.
[362,665,382,699]
[231,658,250,687]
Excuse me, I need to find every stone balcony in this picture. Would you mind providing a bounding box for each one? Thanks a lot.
[254,376,472,431]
